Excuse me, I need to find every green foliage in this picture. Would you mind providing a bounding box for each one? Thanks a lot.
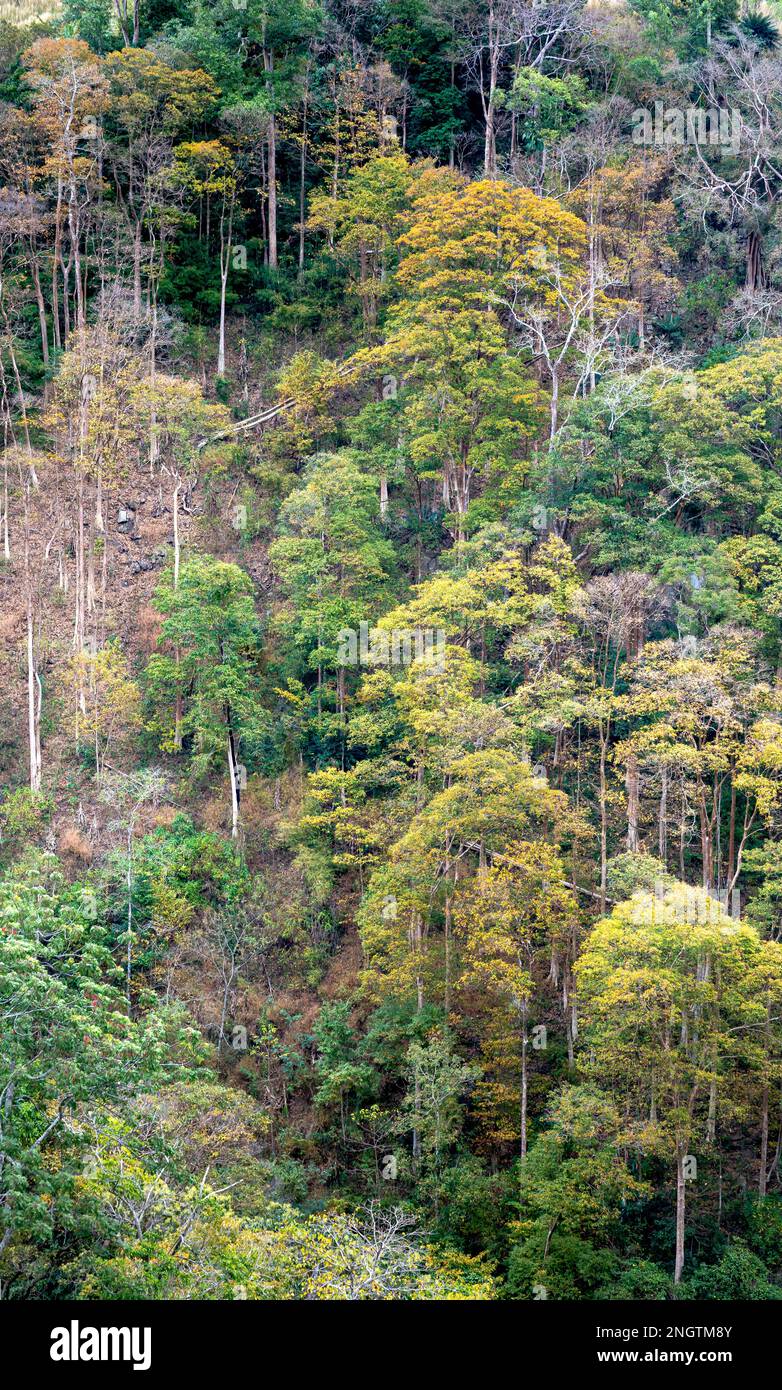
[0,788,53,858]
[684,1244,782,1300]
[8,0,782,1307]
[0,854,203,1280]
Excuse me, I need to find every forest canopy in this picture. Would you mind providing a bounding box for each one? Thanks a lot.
[3,0,782,1305]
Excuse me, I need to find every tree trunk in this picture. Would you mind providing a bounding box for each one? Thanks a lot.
[549,364,560,443]
[299,64,310,274]
[133,218,142,317]
[626,751,640,851]
[727,777,736,890]
[483,96,495,177]
[760,1080,769,1198]
[760,1001,771,1196]
[746,228,765,292]
[599,735,608,911]
[25,499,42,794]
[264,50,278,269]
[217,190,234,377]
[126,824,133,1013]
[674,1145,686,1283]
[520,1007,529,1159]
[52,177,63,350]
[30,256,49,367]
[227,727,240,838]
[171,478,182,589]
[658,765,668,861]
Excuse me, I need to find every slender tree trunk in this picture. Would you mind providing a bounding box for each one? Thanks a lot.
[626,751,639,851]
[227,725,240,838]
[172,479,181,588]
[444,842,452,1014]
[549,364,560,443]
[217,198,234,376]
[746,228,764,292]
[126,823,133,1013]
[674,1145,686,1283]
[298,64,310,274]
[67,179,85,331]
[2,445,9,561]
[30,256,49,367]
[599,734,608,911]
[52,178,63,350]
[727,777,736,889]
[659,765,668,861]
[520,1006,529,1159]
[760,1080,770,1198]
[132,218,142,317]
[264,49,278,269]
[760,1002,771,1196]
[706,1044,718,1145]
[25,492,42,794]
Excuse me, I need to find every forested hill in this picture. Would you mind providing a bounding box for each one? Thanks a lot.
[4,0,782,1304]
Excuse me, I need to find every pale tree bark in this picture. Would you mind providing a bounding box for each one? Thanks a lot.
[674,1143,686,1284]
[298,60,311,273]
[217,188,235,376]
[24,485,42,794]
[520,1000,529,1158]
[172,477,181,589]
[264,49,278,269]
[113,0,140,47]
[626,751,640,851]
[759,1001,771,1197]
[226,723,240,839]
[29,255,49,368]
[52,175,63,350]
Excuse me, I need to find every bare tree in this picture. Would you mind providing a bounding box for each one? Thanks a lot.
[465,0,588,176]
[684,34,782,291]
[503,252,629,442]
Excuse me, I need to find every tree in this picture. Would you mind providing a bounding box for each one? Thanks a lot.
[44,327,144,670]
[67,640,142,782]
[350,175,585,531]
[100,767,168,1010]
[173,141,240,376]
[269,450,398,748]
[264,1202,497,1299]
[146,556,268,838]
[568,158,681,355]
[243,0,323,270]
[308,151,414,329]
[0,117,54,367]
[203,903,276,1055]
[399,1029,477,1184]
[620,632,782,893]
[312,1001,378,1142]
[507,1087,647,1300]
[465,0,588,176]
[131,371,228,580]
[576,883,772,1283]
[456,840,575,1154]
[359,748,575,1013]
[23,38,108,343]
[104,48,218,318]
[685,35,782,293]
[0,853,175,1271]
